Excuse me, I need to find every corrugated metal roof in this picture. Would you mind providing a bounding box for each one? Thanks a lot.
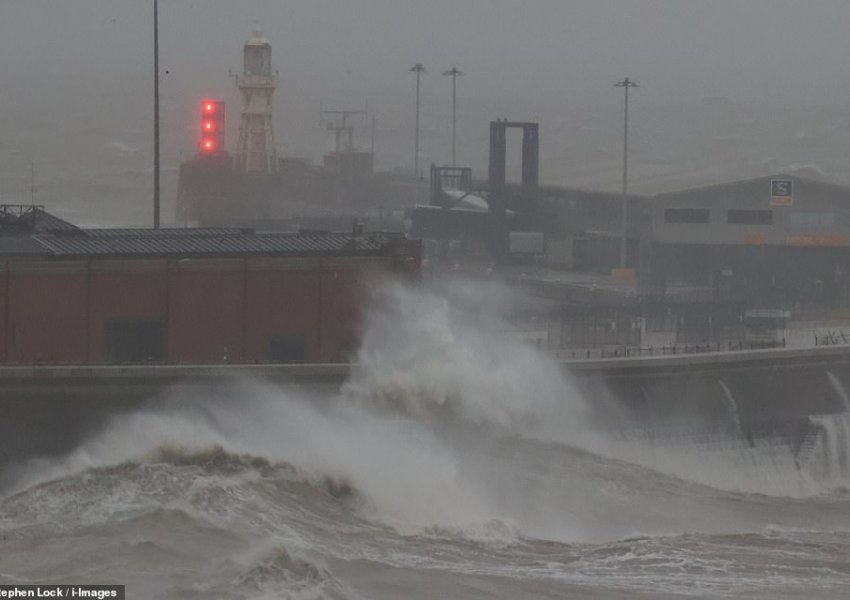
[32,231,398,258]
[83,227,247,239]
[654,174,850,198]
[0,236,51,256]
[0,206,404,259]
[33,212,81,233]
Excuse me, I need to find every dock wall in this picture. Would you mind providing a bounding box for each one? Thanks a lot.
[3,346,850,470]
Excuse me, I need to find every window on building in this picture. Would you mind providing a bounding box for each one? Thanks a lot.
[268,333,307,362]
[727,209,773,225]
[664,208,710,224]
[105,318,166,363]
[790,211,834,229]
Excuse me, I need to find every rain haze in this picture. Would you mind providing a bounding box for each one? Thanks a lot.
[2,0,850,224]
[6,3,850,600]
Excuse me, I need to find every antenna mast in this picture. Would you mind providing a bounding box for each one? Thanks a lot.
[320,106,367,153]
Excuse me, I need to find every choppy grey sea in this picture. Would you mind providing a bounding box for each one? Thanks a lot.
[3,282,850,599]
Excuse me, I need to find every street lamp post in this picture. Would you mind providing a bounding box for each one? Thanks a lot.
[410,63,425,178]
[153,0,161,229]
[614,76,638,268]
[443,67,463,167]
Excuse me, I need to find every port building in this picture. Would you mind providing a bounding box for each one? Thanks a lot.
[0,205,419,365]
[648,174,850,307]
[517,173,850,308]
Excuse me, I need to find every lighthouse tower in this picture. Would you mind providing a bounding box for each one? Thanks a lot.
[235,27,277,173]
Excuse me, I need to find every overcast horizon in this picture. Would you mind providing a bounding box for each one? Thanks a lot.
[2,0,850,225]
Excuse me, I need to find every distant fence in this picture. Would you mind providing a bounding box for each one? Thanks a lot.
[815,329,850,346]
[554,338,790,361]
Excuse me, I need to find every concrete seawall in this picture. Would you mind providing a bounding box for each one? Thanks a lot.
[565,346,850,440]
[2,345,847,386]
[3,345,850,470]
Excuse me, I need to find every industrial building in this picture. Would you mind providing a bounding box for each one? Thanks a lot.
[488,171,850,310]
[497,173,850,352]
[0,205,419,365]
[409,162,850,350]
[649,174,850,307]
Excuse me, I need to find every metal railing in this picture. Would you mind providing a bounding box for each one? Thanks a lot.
[815,330,850,346]
[554,338,791,360]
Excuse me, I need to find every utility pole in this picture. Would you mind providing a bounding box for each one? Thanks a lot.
[443,67,463,166]
[410,63,425,178]
[153,0,161,229]
[614,77,638,268]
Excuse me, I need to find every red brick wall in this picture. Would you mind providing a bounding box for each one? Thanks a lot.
[317,259,385,362]
[0,247,417,364]
[6,262,88,363]
[0,266,6,363]
[87,260,168,361]
[244,258,321,362]
[167,259,245,363]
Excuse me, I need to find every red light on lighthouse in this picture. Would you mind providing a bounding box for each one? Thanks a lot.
[198,99,224,155]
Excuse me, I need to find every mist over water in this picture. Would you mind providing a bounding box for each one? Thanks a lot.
[3,279,850,598]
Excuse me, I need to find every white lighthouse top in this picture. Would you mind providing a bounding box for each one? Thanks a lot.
[246,26,270,47]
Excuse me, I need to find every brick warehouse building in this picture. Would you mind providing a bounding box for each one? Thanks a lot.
[0,206,420,364]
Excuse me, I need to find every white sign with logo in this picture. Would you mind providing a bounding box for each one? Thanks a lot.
[770,179,793,206]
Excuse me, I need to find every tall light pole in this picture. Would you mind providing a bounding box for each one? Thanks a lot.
[614,77,638,268]
[443,67,463,166]
[153,0,161,229]
[410,63,425,178]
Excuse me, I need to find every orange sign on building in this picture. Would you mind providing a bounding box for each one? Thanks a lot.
[784,233,849,247]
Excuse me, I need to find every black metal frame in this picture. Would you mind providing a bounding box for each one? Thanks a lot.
[0,204,47,230]
[487,120,540,255]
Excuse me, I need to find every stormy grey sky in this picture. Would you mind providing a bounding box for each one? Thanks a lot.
[2,0,850,224]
